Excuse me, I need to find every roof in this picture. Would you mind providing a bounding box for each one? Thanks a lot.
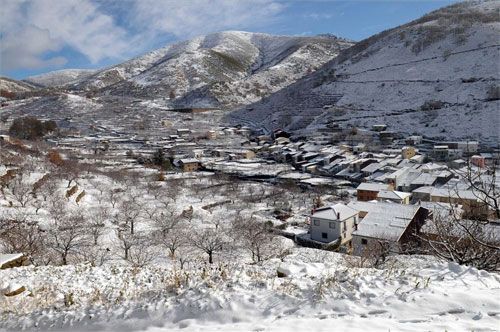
[348,202,423,241]
[179,158,200,164]
[0,253,24,267]
[377,190,412,201]
[311,203,359,221]
[356,182,390,192]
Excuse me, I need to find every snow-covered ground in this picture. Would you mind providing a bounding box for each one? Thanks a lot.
[1,249,499,331]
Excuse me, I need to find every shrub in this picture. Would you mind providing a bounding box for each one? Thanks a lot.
[8,117,58,140]
[48,150,64,166]
[486,85,500,101]
[420,100,444,111]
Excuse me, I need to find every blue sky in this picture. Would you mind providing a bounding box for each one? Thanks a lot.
[1,0,459,80]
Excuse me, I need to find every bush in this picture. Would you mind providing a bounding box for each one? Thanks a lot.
[8,117,58,140]
[48,150,64,166]
[486,85,500,101]
[420,100,444,111]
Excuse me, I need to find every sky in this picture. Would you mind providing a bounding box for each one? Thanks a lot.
[1,0,459,80]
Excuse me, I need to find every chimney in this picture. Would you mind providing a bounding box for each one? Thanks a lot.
[337,212,340,220]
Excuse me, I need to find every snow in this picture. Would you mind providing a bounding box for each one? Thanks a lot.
[0,253,23,267]
[1,249,499,331]
[228,1,500,146]
[24,69,97,87]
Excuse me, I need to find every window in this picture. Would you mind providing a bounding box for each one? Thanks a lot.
[329,222,336,229]
[313,220,320,226]
[354,216,357,224]
[322,232,328,239]
[361,238,368,245]
[342,222,346,232]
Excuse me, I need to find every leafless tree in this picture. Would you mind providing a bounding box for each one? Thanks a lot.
[86,206,110,245]
[232,217,286,263]
[420,214,499,271]
[191,226,227,264]
[418,161,500,271]
[115,230,154,267]
[0,208,48,265]
[6,173,33,207]
[114,199,142,234]
[48,210,89,265]
[106,188,123,208]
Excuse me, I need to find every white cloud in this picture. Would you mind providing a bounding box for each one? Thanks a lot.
[131,0,285,39]
[0,0,285,72]
[0,0,131,71]
[1,25,67,70]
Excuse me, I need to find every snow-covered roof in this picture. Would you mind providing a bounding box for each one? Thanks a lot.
[356,182,390,192]
[349,202,422,241]
[311,203,358,221]
[179,158,200,164]
[377,190,411,201]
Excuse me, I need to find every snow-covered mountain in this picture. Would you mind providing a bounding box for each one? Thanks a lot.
[24,69,97,87]
[71,31,353,108]
[0,77,36,94]
[228,1,500,145]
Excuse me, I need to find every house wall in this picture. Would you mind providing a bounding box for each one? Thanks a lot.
[182,163,200,172]
[357,189,379,201]
[310,215,357,244]
[352,235,399,256]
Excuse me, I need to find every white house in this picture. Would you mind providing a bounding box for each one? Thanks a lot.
[310,203,359,245]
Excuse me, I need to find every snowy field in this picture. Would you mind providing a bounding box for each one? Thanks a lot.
[0,139,499,332]
[1,249,499,331]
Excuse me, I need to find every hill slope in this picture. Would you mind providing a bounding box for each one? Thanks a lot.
[24,69,97,87]
[228,1,500,145]
[0,77,37,94]
[72,31,353,108]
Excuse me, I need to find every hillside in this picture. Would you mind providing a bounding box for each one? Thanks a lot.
[71,31,353,108]
[0,77,36,94]
[24,69,97,87]
[228,1,500,146]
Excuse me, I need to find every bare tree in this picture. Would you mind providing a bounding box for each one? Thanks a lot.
[86,206,110,245]
[6,173,33,207]
[418,161,500,271]
[114,199,142,234]
[233,217,286,263]
[0,208,48,265]
[191,226,227,264]
[115,230,154,267]
[48,210,89,265]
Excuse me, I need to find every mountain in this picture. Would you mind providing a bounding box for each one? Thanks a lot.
[24,69,97,87]
[71,31,353,108]
[0,77,37,94]
[228,1,500,145]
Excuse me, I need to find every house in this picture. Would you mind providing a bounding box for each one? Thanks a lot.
[176,129,191,137]
[401,146,416,160]
[356,182,392,201]
[179,158,201,172]
[429,188,491,220]
[433,145,450,161]
[310,203,359,245]
[377,190,412,204]
[347,201,428,256]
[405,135,423,146]
[206,130,217,139]
[372,124,387,132]
[471,155,486,168]
[0,253,26,269]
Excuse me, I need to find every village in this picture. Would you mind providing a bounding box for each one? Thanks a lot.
[1,104,499,272]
